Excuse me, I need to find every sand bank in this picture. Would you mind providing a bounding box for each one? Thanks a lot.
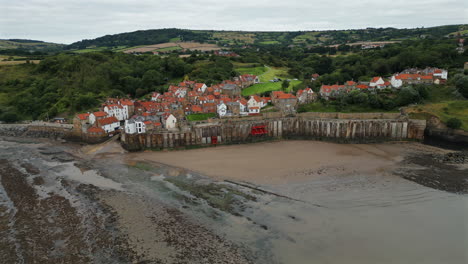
[127,141,444,185]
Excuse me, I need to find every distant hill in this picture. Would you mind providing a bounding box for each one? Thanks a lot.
[0,39,65,52]
[67,24,467,51]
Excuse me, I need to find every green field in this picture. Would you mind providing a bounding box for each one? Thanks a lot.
[186,113,216,121]
[258,40,280,45]
[258,66,289,82]
[408,100,468,131]
[170,37,181,42]
[242,80,301,96]
[236,66,267,76]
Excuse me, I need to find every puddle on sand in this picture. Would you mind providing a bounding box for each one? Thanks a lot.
[51,162,124,191]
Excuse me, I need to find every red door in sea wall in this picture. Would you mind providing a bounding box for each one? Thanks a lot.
[251,125,267,135]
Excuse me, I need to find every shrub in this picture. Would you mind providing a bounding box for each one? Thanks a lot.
[446,118,462,129]
[0,112,20,123]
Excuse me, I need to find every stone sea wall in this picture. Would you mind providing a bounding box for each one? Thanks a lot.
[0,123,74,140]
[121,116,426,151]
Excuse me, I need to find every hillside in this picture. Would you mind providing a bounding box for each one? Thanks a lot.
[0,39,64,52]
[66,24,467,51]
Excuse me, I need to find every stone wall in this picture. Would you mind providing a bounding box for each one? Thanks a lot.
[121,116,426,151]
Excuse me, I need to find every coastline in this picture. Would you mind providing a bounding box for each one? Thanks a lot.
[126,140,447,185]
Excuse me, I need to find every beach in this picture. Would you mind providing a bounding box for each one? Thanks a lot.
[127,140,445,185]
[1,137,467,264]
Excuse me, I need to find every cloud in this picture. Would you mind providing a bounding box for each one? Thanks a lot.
[0,0,467,44]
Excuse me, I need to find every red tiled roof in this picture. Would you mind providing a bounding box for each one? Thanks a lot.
[143,120,152,125]
[87,127,105,133]
[98,116,119,126]
[93,111,107,117]
[77,113,89,120]
[370,77,382,83]
[356,84,369,89]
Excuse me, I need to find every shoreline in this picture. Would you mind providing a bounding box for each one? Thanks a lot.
[125,140,448,186]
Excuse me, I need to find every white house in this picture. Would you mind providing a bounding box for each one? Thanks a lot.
[369,77,385,88]
[248,95,264,110]
[103,104,128,121]
[97,116,120,133]
[390,75,403,88]
[217,103,227,117]
[164,114,177,130]
[248,106,260,114]
[433,69,448,80]
[89,111,107,125]
[194,83,207,93]
[239,101,248,115]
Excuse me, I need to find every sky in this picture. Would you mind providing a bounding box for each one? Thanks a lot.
[1,0,467,44]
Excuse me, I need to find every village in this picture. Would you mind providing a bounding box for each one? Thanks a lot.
[73,67,448,139]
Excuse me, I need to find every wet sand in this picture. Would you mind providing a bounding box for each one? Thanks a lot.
[128,141,445,185]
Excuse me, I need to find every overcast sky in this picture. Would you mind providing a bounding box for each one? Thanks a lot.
[1,0,467,44]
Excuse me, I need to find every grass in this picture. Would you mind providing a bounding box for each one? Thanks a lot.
[258,40,280,45]
[258,66,289,82]
[298,102,399,113]
[170,37,181,42]
[236,66,267,76]
[407,100,468,131]
[186,113,216,121]
[242,80,301,96]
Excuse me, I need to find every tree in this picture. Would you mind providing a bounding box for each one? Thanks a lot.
[446,118,462,129]
[281,80,290,91]
[0,112,19,123]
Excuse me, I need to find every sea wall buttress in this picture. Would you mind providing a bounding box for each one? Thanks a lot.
[121,117,426,151]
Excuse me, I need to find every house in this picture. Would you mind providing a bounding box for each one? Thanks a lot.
[238,99,248,114]
[238,74,259,87]
[202,103,217,113]
[220,83,241,97]
[248,106,260,114]
[296,88,317,104]
[87,127,106,137]
[194,83,207,93]
[369,77,385,88]
[311,73,320,81]
[89,111,108,125]
[271,91,298,114]
[97,116,120,133]
[248,95,264,109]
[319,85,343,99]
[390,74,434,88]
[151,92,162,102]
[226,102,241,116]
[217,102,227,117]
[103,104,127,121]
[163,114,177,130]
[73,113,90,134]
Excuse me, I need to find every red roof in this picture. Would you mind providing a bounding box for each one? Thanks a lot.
[356,84,369,89]
[143,120,152,125]
[98,116,119,126]
[191,105,203,112]
[93,111,107,117]
[87,127,105,133]
[370,77,382,83]
[346,81,356,86]
[77,113,89,120]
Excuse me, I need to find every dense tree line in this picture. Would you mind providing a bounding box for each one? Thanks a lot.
[67,29,212,49]
[0,52,196,121]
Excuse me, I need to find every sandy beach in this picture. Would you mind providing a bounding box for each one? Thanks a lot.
[127,141,445,185]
